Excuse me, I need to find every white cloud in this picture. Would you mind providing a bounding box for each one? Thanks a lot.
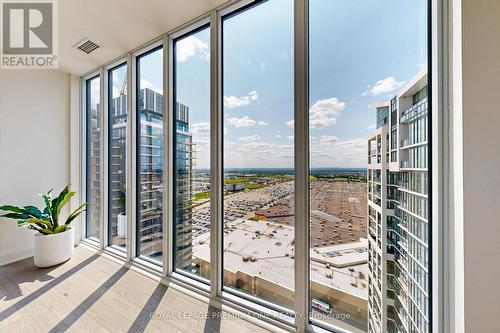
[286,97,345,129]
[287,135,294,140]
[276,144,293,150]
[224,91,258,109]
[112,86,121,98]
[90,80,101,99]
[258,121,268,126]
[241,142,272,149]
[228,116,256,128]
[334,138,367,149]
[362,76,405,96]
[192,122,210,134]
[176,35,209,62]
[275,134,282,138]
[239,135,261,142]
[310,97,345,128]
[140,79,163,94]
[367,124,376,130]
[310,138,368,168]
[111,71,126,98]
[319,135,338,144]
[224,133,368,169]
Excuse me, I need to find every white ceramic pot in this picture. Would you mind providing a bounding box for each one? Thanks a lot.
[117,213,127,239]
[33,228,74,268]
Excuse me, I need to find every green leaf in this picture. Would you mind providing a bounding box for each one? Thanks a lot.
[17,220,46,230]
[24,217,52,228]
[41,194,52,212]
[23,206,44,219]
[51,186,69,222]
[2,187,84,235]
[27,225,43,232]
[38,228,53,235]
[56,191,75,220]
[1,205,50,223]
[23,221,46,229]
[17,218,51,231]
[64,202,88,226]
[0,205,25,213]
[2,212,31,220]
[54,225,67,233]
[41,190,54,225]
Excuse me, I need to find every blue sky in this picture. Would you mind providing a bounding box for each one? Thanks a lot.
[146,0,427,169]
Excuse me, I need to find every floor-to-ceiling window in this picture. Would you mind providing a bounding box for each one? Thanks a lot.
[82,1,433,331]
[86,75,101,241]
[108,63,128,250]
[173,26,211,279]
[222,0,295,309]
[136,47,164,263]
[308,1,429,333]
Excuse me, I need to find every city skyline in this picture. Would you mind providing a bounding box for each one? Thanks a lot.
[87,2,429,332]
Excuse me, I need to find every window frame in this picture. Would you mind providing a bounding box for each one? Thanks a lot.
[107,61,128,254]
[170,21,212,285]
[78,0,446,332]
[83,72,103,246]
[135,44,166,267]
[219,0,298,318]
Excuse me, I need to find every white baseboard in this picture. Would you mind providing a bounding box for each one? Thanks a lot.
[0,245,33,266]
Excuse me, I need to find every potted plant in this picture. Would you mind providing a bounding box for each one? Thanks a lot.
[0,185,87,268]
[117,187,127,239]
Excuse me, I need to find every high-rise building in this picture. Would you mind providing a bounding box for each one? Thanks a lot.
[174,102,194,271]
[367,69,429,333]
[103,87,194,263]
[109,93,127,247]
[136,88,166,258]
[107,88,193,263]
[87,99,102,239]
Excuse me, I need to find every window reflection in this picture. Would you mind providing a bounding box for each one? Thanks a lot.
[86,76,101,240]
[108,64,128,250]
[174,27,211,279]
[137,48,164,262]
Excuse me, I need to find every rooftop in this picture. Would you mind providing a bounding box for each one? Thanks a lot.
[192,218,368,300]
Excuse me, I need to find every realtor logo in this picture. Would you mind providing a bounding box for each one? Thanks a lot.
[1,0,58,69]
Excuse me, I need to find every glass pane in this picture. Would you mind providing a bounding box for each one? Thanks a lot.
[173,27,211,279]
[137,48,164,263]
[309,1,429,333]
[108,64,128,250]
[86,76,101,240]
[222,0,295,309]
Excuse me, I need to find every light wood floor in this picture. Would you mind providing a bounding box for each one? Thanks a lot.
[0,246,272,333]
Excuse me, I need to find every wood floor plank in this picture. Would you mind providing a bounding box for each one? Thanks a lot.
[0,246,273,333]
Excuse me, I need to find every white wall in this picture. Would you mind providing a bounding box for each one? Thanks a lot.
[0,70,72,265]
[460,0,500,331]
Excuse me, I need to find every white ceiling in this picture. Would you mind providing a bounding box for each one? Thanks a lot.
[58,0,227,75]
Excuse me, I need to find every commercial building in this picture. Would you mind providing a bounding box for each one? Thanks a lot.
[193,218,369,332]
